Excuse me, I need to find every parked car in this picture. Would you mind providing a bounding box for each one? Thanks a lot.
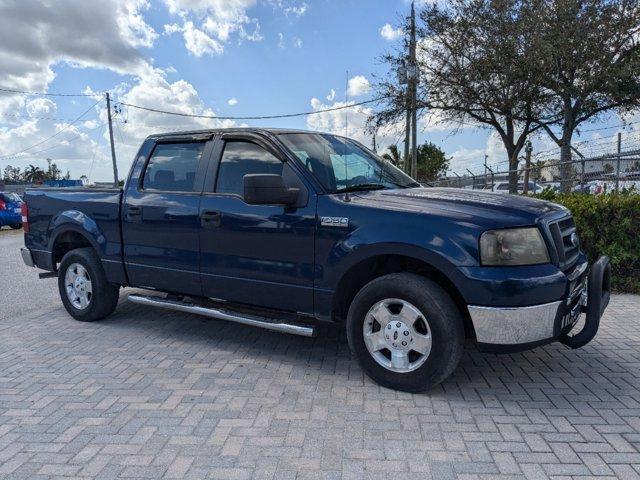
[0,192,23,229]
[491,181,544,194]
[20,128,610,392]
[572,181,600,194]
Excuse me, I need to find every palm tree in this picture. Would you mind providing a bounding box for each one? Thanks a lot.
[24,164,45,184]
[381,144,402,167]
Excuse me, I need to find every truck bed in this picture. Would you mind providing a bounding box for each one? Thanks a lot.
[23,187,126,284]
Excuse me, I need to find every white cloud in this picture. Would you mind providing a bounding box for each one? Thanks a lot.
[306,98,403,149]
[277,33,286,49]
[347,75,372,97]
[380,23,403,41]
[326,89,336,102]
[183,21,224,56]
[0,0,155,94]
[227,97,238,106]
[163,0,263,55]
[0,99,108,182]
[95,69,239,181]
[448,146,485,175]
[292,36,303,48]
[118,0,158,48]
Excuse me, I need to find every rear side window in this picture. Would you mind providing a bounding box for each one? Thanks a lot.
[215,141,283,196]
[142,142,205,192]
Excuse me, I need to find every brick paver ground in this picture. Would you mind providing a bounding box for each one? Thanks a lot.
[1,289,639,479]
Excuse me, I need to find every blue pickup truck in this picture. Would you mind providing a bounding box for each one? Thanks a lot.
[21,128,610,392]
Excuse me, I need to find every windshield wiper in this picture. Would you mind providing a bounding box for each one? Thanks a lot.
[335,183,388,193]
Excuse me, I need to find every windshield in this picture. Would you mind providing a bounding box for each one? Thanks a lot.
[278,132,419,193]
[4,193,21,202]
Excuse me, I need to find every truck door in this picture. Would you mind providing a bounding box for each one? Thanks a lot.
[198,133,316,314]
[122,136,214,296]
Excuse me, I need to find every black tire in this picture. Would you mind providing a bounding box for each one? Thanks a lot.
[58,247,120,322]
[346,273,464,393]
[10,224,22,230]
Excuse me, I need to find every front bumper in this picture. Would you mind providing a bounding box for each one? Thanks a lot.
[469,256,610,352]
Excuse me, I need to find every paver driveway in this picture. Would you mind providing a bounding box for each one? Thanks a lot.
[1,233,640,479]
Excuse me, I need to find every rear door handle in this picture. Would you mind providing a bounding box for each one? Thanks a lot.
[127,205,142,222]
[201,210,221,228]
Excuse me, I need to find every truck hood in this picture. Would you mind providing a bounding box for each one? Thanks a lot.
[349,187,566,227]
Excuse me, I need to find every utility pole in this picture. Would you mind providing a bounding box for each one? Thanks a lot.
[409,0,418,179]
[483,154,488,184]
[523,141,532,194]
[616,132,622,192]
[106,92,119,188]
[400,2,418,177]
[372,130,377,153]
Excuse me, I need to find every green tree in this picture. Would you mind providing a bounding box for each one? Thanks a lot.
[24,164,45,183]
[416,142,449,181]
[603,163,615,174]
[45,158,61,180]
[2,165,22,183]
[381,144,403,167]
[527,0,640,192]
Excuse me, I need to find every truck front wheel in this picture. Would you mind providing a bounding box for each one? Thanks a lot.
[58,247,120,322]
[346,273,464,392]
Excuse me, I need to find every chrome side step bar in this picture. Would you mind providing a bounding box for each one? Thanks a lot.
[127,294,316,337]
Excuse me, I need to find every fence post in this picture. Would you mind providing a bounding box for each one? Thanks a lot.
[466,169,476,189]
[523,141,532,194]
[616,132,622,192]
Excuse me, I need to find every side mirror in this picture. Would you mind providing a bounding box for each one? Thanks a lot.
[243,174,299,206]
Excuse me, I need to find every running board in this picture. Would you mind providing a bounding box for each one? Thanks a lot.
[127,294,316,337]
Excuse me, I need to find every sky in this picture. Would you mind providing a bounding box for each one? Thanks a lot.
[0,0,637,183]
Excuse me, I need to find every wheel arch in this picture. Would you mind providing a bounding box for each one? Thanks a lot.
[48,214,103,269]
[331,252,475,340]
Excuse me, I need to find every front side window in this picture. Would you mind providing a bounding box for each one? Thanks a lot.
[142,142,204,192]
[278,132,418,193]
[216,141,283,196]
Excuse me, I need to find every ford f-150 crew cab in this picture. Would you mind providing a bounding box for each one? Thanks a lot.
[21,128,611,392]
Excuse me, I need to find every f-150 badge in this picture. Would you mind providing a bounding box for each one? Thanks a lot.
[321,217,349,227]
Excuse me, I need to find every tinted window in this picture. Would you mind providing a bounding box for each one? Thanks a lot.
[143,142,204,192]
[497,184,509,190]
[216,141,283,196]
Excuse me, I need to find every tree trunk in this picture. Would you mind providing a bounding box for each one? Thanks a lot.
[559,140,572,193]
[507,147,519,194]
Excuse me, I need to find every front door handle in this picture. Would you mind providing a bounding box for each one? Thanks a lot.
[201,210,221,228]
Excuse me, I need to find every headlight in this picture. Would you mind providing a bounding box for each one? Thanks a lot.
[480,227,550,266]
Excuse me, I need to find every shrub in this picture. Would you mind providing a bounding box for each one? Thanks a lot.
[535,191,640,293]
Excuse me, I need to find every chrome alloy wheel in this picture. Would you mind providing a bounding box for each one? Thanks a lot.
[362,298,432,373]
[64,263,92,310]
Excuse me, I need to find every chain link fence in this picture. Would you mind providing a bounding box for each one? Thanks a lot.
[427,149,640,194]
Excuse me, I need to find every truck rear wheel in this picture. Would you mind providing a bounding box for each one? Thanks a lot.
[346,273,464,392]
[58,247,119,322]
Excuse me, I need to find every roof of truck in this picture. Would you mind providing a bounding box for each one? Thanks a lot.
[147,127,320,140]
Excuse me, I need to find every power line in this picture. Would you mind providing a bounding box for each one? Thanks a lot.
[0,123,106,161]
[87,123,107,183]
[0,99,102,160]
[116,97,382,121]
[0,86,98,97]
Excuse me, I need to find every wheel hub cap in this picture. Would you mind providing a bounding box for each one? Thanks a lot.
[362,298,432,373]
[384,321,413,350]
[65,263,92,310]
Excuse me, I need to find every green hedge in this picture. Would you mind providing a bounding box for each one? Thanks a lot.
[535,191,640,293]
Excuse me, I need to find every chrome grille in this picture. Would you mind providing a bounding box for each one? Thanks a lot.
[548,216,580,269]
